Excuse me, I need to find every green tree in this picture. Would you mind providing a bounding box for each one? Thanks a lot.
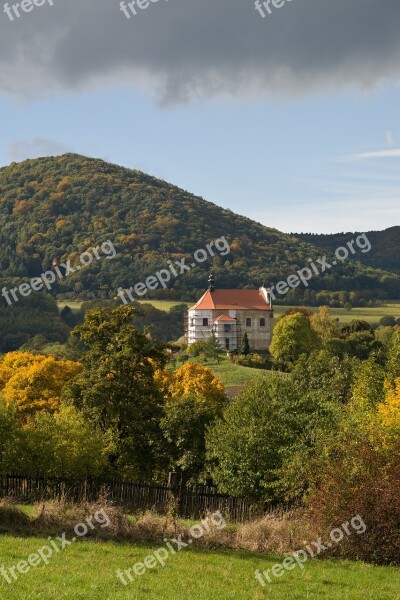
[206,373,294,499]
[310,306,340,343]
[206,362,347,501]
[379,316,396,327]
[204,332,221,363]
[240,332,250,356]
[64,305,166,478]
[0,399,23,473]
[345,331,383,361]
[350,356,386,415]
[20,404,112,478]
[161,395,223,484]
[270,313,319,366]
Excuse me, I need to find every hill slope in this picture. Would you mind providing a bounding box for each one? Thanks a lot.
[0,154,399,305]
[294,227,400,275]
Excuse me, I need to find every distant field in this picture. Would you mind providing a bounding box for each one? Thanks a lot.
[273,302,400,324]
[57,299,400,326]
[138,300,189,311]
[56,300,185,313]
[0,534,398,600]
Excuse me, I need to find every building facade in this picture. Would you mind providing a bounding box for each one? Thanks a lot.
[186,284,274,351]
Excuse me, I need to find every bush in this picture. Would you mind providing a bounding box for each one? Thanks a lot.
[187,340,208,357]
[235,509,314,554]
[178,353,189,363]
[309,431,400,564]
[379,316,396,327]
[235,353,271,370]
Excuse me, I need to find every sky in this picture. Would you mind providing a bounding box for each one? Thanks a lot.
[0,0,399,234]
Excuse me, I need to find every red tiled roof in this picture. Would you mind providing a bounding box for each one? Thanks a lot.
[214,314,237,322]
[189,289,272,311]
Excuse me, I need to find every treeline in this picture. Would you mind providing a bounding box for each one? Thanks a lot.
[0,154,399,305]
[0,288,188,352]
[0,290,69,353]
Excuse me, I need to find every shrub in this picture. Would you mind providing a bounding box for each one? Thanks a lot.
[379,316,396,327]
[235,509,314,554]
[309,431,400,564]
[187,340,208,357]
[235,353,271,370]
[309,380,400,565]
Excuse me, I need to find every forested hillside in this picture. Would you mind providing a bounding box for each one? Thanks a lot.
[0,154,399,308]
[294,227,400,275]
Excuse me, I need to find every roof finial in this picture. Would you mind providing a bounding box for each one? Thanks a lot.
[208,269,215,292]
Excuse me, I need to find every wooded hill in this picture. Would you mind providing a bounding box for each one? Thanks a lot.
[294,227,400,276]
[0,154,399,307]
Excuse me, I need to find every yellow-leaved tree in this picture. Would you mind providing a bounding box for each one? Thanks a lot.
[155,361,226,407]
[377,378,400,444]
[0,352,82,417]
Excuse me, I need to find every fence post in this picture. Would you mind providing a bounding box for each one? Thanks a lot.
[167,472,180,521]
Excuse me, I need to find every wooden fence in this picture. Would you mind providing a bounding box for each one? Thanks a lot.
[0,475,263,522]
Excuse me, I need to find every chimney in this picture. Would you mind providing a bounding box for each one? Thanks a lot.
[260,285,272,307]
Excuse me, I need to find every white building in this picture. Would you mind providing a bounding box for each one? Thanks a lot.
[186,280,274,351]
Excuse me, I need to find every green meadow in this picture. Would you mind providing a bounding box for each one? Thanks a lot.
[0,535,399,600]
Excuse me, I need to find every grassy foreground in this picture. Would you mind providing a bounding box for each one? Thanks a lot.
[0,535,399,600]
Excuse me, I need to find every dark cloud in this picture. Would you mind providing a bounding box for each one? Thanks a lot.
[0,0,399,102]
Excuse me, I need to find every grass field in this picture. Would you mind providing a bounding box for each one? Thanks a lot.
[273,302,400,325]
[183,355,266,390]
[0,535,399,600]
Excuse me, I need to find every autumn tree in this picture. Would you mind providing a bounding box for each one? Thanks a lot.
[387,330,400,383]
[310,306,340,342]
[0,352,82,418]
[156,361,226,408]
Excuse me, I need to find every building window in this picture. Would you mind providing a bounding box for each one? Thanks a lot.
[246,318,252,327]
[203,318,209,326]
[224,324,231,332]
[260,318,266,327]
[225,338,230,349]
[191,318,194,327]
